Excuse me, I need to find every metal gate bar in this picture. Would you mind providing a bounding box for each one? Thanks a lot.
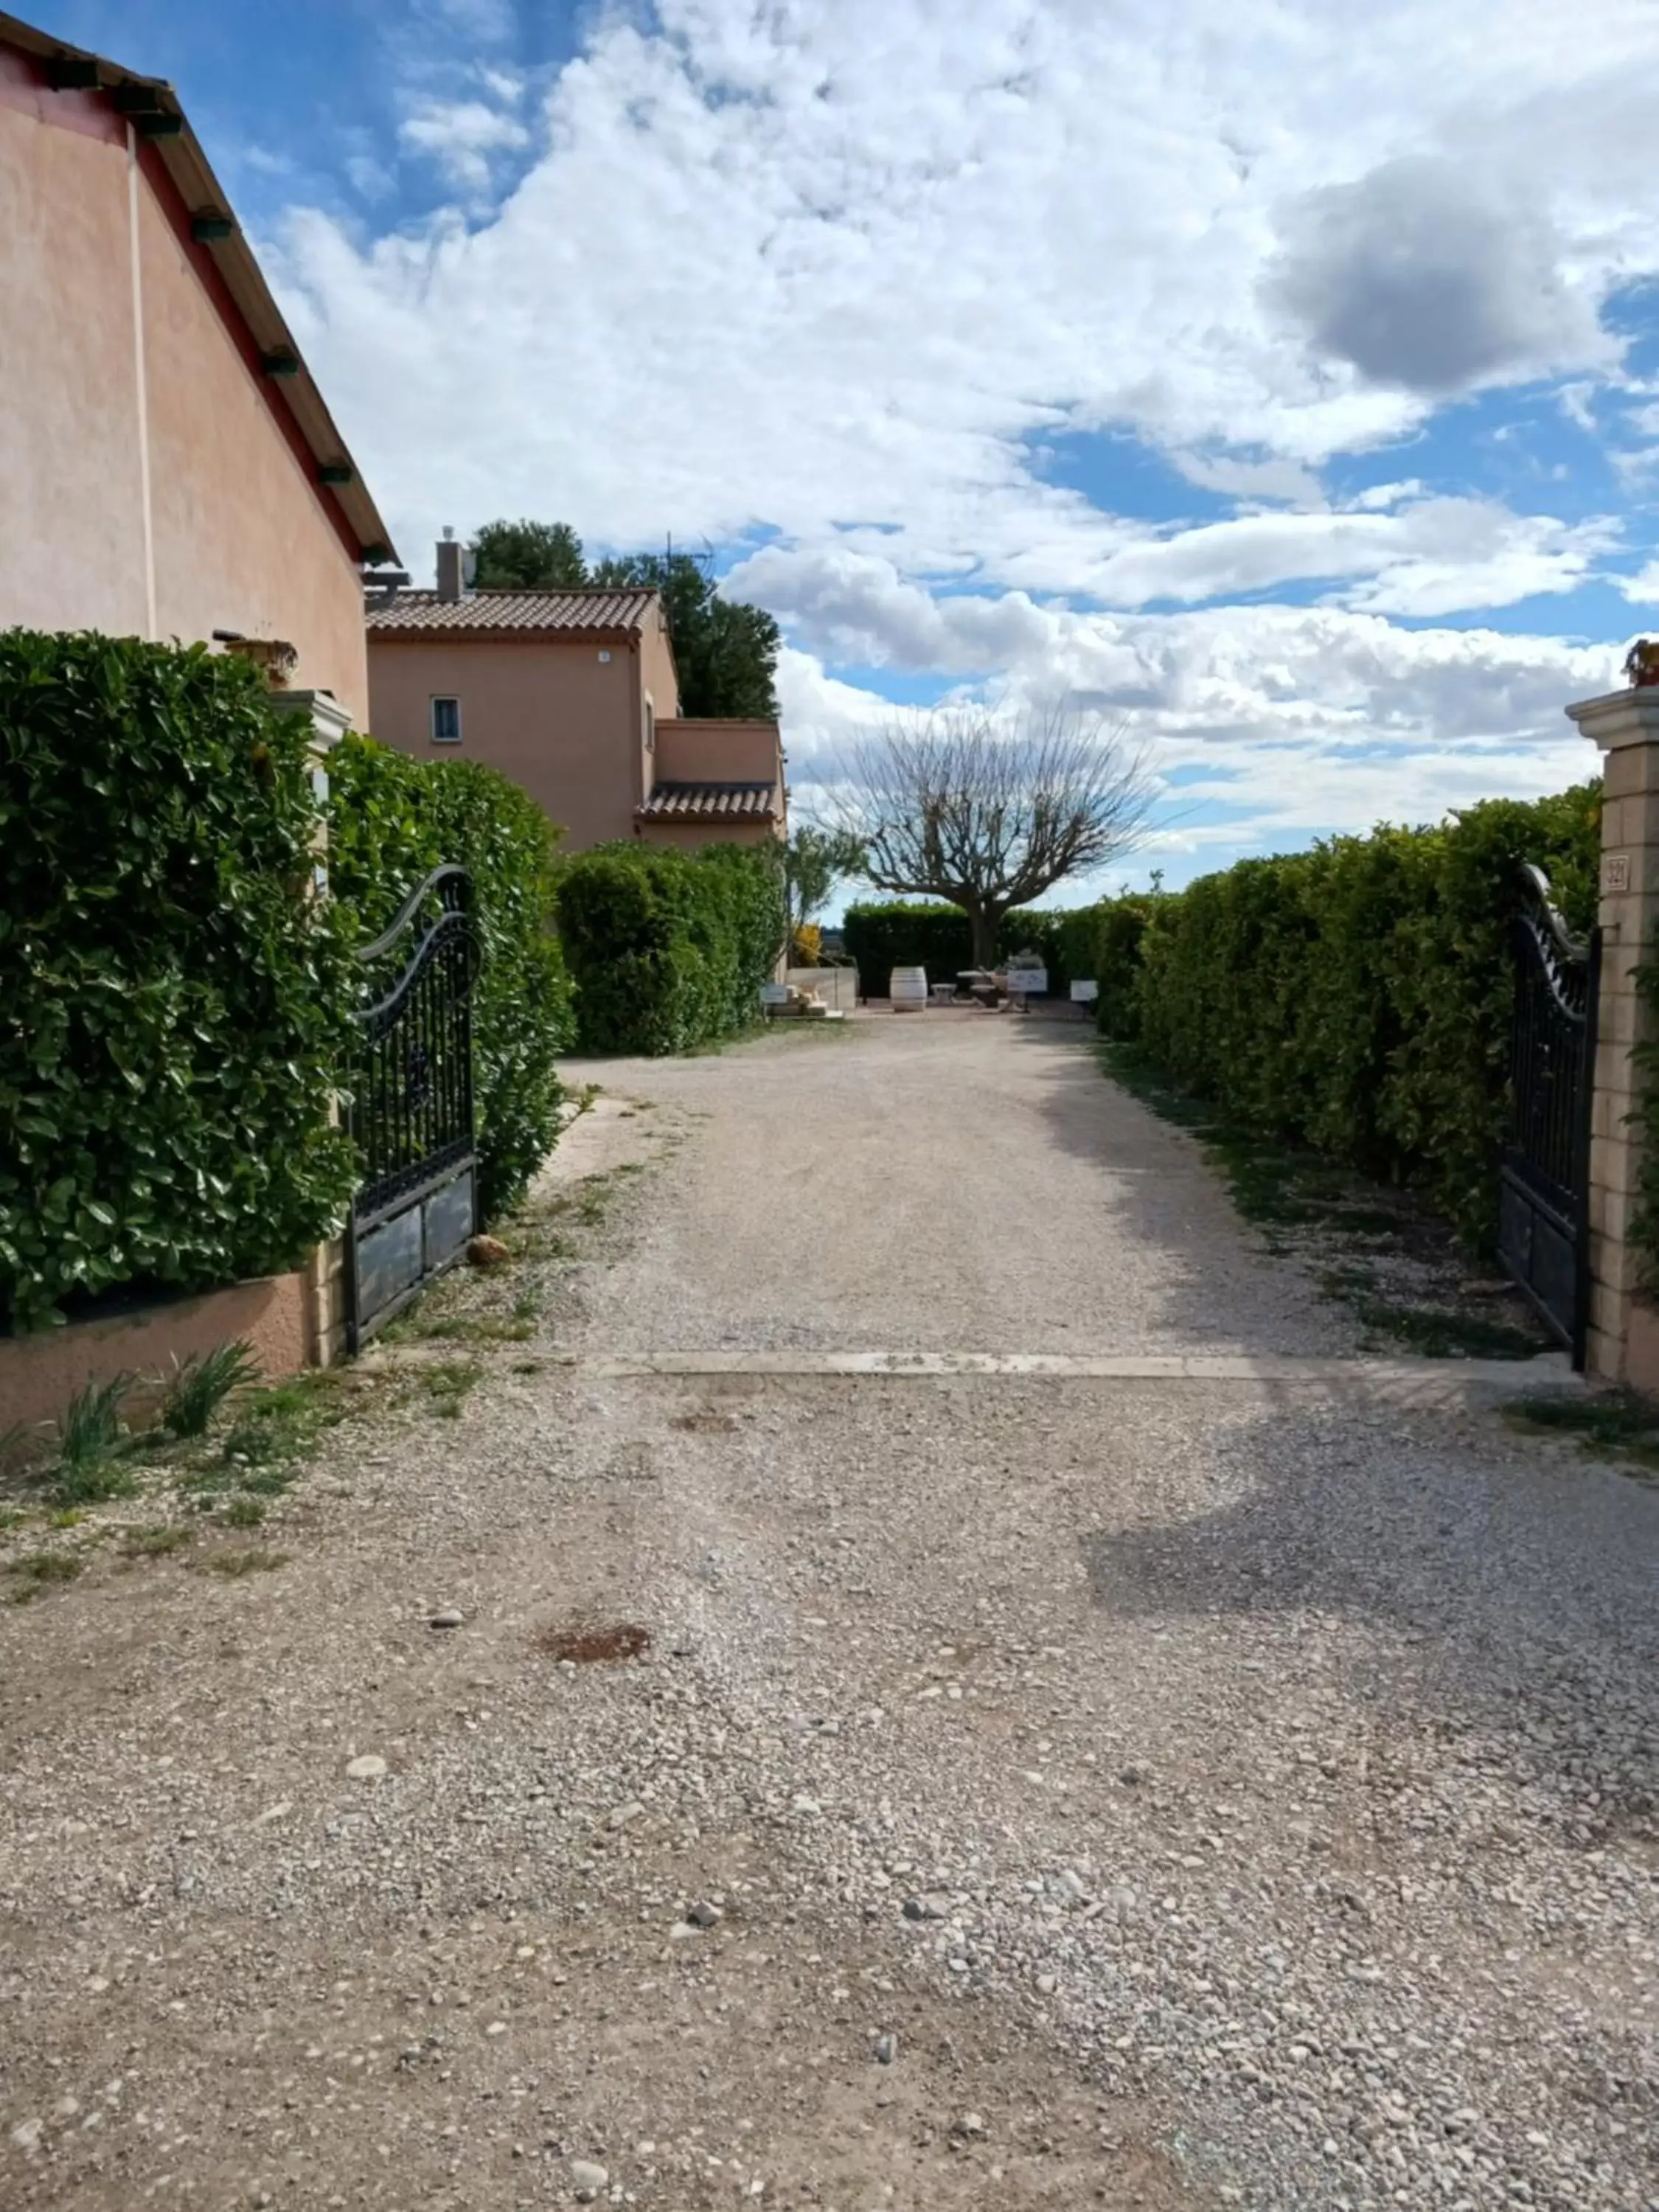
[1497,863,1599,1368]
[344,865,479,1352]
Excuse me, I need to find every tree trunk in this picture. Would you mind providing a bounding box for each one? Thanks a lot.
[970,907,998,967]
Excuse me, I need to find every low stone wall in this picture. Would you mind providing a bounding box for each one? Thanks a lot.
[0,1268,321,1437]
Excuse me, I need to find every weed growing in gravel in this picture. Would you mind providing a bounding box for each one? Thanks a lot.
[1354,1301,1543,1360]
[422,1360,483,1419]
[5,1550,83,1601]
[1502,1390,1659,1475]
[417,1313,535,1346]
[200,1547,288,1577]
[221,1495,267,1528]
[121,1524,194,1559]
[218,1370,348,1470]
[156,1340,262,1439]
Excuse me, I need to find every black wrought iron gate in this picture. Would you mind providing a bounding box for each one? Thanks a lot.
[344,865,479,1351]
[1498,863,1601,1368]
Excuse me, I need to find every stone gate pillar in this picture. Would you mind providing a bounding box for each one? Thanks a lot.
[1565,684,1659,1385]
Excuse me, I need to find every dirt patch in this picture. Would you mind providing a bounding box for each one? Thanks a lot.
[532,1619,653,1663]
[671,1407,740,1433]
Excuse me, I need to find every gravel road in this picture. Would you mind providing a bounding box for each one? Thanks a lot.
[1,1014,1654,2211]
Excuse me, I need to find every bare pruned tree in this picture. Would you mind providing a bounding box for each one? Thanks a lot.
[829,703,1156,967]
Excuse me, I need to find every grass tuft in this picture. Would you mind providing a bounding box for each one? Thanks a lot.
[156,1339,262,1439]
[6,1550,83,1601]
[200,1546,288,1577]
[218,1370,347,1470]
[46,1377,138,1504]
[121,1523,194,1559]
[1503,1389,1659,1472]
[422,1360,483,1419]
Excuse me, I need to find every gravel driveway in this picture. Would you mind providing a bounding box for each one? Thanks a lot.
[2,1015,1654,2211]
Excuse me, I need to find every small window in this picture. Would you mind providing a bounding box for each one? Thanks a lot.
[431,695,461,744]
[645,700,655,751]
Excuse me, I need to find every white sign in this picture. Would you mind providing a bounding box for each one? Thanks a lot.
[1006,964,1046,994]
[1071,979,1099,1003]
[759,983,790,1006]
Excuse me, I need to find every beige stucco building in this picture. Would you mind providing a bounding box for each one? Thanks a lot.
[366,552,787,854]
[0,11,392,719]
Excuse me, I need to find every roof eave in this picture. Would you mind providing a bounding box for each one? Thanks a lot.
[366,622,647,641]
[0,10,394,565]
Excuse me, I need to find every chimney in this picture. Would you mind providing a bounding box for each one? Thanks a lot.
[436,526,464,602]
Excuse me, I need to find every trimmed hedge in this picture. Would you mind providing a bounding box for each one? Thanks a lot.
[555,843,785,1055]
[1087,787,1601,1248]
[0,632,360,1333]
[841,901,1096,996]
[326,734,574,1220]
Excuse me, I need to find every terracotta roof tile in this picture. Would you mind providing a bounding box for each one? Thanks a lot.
[365,587,658,634]
[636,780,779,821]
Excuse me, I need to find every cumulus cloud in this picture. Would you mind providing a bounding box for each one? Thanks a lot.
[731,498,1618,626]
[262,0,1656,872]
[1264,156,1613,394]
[274,0,1659,580]
[398,98,529,193]
[770,599,1618,890]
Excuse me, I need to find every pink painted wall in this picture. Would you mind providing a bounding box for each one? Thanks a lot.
[366,635,643,851]
[0,1273,313,1439]
[656,717,784,789]
[0,55,369,717]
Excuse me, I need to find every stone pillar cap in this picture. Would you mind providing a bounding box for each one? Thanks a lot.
[1565,685,1659,749]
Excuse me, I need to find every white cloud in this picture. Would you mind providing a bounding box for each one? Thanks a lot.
[274,0,1659,583]
[398,99,530,193]
[731,498,1618,627]
[771,600,1618,891]
[262,0,1656,868]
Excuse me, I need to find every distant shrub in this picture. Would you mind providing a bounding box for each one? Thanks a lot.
[842,901,1094,995]
[555,844,785,1054]
[1085,786,1601,1248]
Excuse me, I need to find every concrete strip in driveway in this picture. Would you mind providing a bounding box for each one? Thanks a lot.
[576,1346,1577,1398]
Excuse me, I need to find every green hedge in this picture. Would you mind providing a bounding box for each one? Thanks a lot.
[841,901,1098,996]
[555,844,785,1054]
[0,632,360,1333]
[326,734,574,1220]
[1087,787,1601,1247]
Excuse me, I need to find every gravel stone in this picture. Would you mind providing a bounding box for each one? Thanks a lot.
[1,1025,1652,2212]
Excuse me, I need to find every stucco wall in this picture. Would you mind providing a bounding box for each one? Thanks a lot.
[639,603,681,805]
[366,636,641,852]
[656,717,783,785]
[0,57,368,717]
[0,1271,314,1438]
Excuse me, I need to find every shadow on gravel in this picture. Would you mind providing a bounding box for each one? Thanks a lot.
[1082,1391,1659,1846]
[1009,1022,1548,1360]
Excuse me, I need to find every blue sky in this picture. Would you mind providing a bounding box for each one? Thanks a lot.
[35,0,1659,897]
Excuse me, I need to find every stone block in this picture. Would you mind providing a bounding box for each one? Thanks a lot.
[1623,1299,1659,1393]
